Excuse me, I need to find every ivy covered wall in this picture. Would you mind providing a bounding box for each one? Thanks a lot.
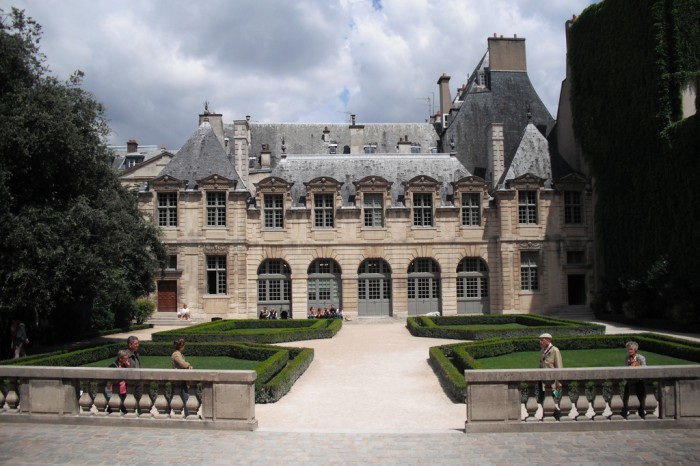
[569,0,700,321]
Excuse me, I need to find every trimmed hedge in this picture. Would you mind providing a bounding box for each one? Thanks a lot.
[151,318,342,344]
[406,314,605,340]
[430,332,700,402]
[0,341,314,404]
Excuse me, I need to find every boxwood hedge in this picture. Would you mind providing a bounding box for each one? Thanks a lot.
[0,340,313,404]
[151,318,342,344]
[430,333,700,402]
[407,314,605,340]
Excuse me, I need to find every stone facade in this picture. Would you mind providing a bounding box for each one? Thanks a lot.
[121,35,594,321]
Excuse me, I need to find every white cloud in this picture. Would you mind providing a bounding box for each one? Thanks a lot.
[5,0,598,148]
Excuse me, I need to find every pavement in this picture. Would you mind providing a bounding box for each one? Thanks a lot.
[1,318,700,465]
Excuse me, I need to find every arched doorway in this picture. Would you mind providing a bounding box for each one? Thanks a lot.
[257,259,292,317]
[357,259,392,316]
[456,257,489,314]
[407,258,441,315]
[307,259,342,310]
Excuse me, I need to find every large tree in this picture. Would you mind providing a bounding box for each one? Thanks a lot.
[0,8,166,347]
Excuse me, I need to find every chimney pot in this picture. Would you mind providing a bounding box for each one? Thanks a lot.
[351,114,356,126]
[126,139,138,153]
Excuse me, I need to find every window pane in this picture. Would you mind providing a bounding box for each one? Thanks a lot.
[363,193,384,227]
[518,191,537,224]
[314,193,334,228]
[207,192,226,226]
[564,191,583,224]
[461,193,481,226]
[264,194,284,228]
[413,193,433,226]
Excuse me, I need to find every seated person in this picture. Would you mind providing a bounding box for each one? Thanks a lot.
[269,308,277,319]
[308,307,316,319]
[179,304,190,321]
[259,307,269,319]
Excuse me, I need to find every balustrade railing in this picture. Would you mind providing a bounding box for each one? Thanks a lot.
[464,366,700,432]
[0,366,257,430]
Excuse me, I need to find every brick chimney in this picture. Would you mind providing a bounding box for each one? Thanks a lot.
[488,34,526,72]
[126,139,138,153]
[437,73,452,119]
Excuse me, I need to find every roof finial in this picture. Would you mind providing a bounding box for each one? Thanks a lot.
[526,104,532,123]
[203,100,210,115]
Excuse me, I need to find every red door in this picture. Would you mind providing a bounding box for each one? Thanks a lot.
[157,280,177,312]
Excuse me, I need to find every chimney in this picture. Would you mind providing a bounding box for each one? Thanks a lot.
[488,35,526,72]
[487,123,505,188]
[437,73,452,119]
[349,114,364,154]
[260,144,271,169]
[126,139,138,153]
[397,135,412,154]
[199,112,225,148]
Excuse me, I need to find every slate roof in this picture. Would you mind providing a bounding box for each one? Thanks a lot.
[109,145,166,171]
[270,153,471,207]
[158,121,244,190]
[445,51,555,177]
[501,123,553,188]
[230,123,440,170]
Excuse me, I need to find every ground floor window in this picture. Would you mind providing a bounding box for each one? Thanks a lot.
[258,259,292,316]
[456,257,489,314]
[407,258,441,315]
[206,255,227,295]
[357,259,392,316]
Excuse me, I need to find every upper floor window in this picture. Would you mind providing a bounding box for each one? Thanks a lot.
[363,144,377,154]
[413,193,433,227]
[567,250,585,265]
[410,144,421,154]
[461,193,481,226]
[264,194,284,229]
[564,191,583,224]
[206,255,227,295]
[363,193,384,227]
[329,144,338,154]
[206,192,226,226]
[518,191,538,224]
[520,251,539,291]
[157,192,178,227]
[314,193,334,228]
[166,254,177,270]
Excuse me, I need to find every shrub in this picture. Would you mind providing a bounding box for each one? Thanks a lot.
[132,298,156,325]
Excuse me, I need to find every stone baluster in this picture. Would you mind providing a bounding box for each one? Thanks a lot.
[609,380,625,419]
[122,382,139,418]
[78,381,94,415]
[584,381,598,419]
[138,382,155,418]
[170,383,185,418]
[567,381,581,420]
[522,382,538,421]
[4,378,20,411]
[186,382,201,419]
[0,379,6,411]
[152,381,170,419]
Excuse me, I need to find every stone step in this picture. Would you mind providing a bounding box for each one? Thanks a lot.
[146,312,200,327]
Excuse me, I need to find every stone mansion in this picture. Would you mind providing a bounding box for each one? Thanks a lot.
[117,34,594,320]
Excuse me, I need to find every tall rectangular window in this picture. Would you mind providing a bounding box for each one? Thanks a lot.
[564,191,583,224]
[518,191,538,224]
[157,192,178,227]
[520,251,539,291]
[166,255,177,270]
[206,255,227,294]
[363,193,384,227]
[314,193,334,228]
[206,192,226,226]
[461,193,481,226]
[413,193,433,227]
[264,194,284,228]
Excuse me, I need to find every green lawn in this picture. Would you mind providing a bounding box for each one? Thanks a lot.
[477,349,695,369]
[83,356,259,370]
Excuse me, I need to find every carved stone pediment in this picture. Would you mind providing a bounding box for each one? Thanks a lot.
[199,174,236,190]
[201,243,229,254]
[403,175,439,193]
[452,175,488,193]
[555,172,589,191]
[303,176,342,193]
[353,176,393,193]
[517,241,543,250]
[151,175,186,191]
[509,173,545,190]
[254,176,294,193]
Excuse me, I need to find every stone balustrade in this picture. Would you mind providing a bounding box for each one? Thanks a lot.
[0,366,257,430]
[464,365,700,432]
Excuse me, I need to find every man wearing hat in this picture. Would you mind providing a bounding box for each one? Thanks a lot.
[538,333,563,420]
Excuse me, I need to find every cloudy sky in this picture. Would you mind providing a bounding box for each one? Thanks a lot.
[5,0,598,150]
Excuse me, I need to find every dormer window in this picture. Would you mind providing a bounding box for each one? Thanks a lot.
[329,143,338,155]
[363,143,377,154]
[410,144,421,154]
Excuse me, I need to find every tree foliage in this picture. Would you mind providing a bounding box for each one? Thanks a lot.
[569,0,700,324]
[0,8,166,345]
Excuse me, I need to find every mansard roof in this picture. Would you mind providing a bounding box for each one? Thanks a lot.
[236,122,439,169]
[158,120,244,190]
[270,153,470,207]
